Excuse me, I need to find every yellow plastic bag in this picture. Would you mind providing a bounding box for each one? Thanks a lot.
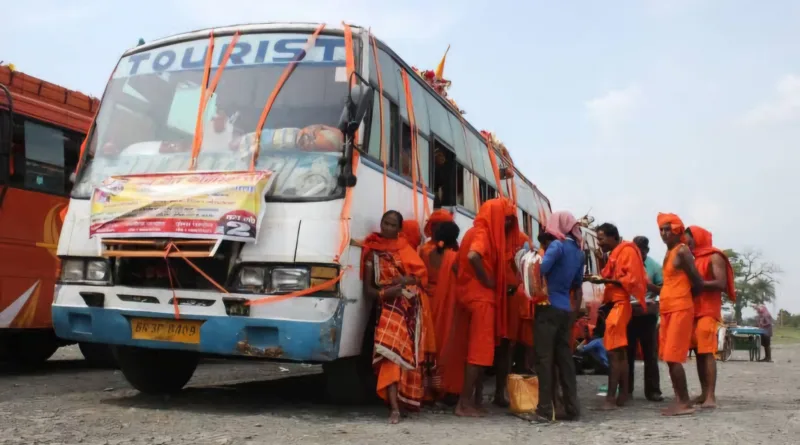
[508,374,539,414]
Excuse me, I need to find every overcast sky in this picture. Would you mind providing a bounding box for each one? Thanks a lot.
[2,0,797,312]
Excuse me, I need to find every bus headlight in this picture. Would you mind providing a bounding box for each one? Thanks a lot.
[86,260,110,282]
[270,267,309,293]
[59,258,112,285]
[234,266,267,293]
[61,259,86,282]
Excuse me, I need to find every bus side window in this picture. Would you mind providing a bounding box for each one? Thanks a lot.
[20,119,66,195]
[433,141,457,207]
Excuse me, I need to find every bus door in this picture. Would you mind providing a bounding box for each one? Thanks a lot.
[0,112,81,330]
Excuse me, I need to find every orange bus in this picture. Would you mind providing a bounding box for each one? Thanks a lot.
[0,64,112,366]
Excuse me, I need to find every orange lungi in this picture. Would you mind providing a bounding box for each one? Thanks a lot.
[659,309,694,363]
[604,301,632,351]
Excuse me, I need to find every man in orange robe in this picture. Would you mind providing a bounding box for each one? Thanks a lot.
[454,198,516,417]
[594,223,647,410]
[686,225,736,409]
[657,213,704,416]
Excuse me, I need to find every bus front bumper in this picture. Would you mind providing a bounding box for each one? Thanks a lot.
[52,286,344,362]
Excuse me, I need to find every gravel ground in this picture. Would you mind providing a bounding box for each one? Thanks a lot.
[0,344,798,445]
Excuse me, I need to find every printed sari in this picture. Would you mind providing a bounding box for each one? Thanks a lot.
[361,233,436,409]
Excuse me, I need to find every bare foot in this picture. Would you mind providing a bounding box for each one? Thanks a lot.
[600,400,618,411]
[661,404,695,416]
[389,410,401,424]
[616,393,629,407]
[691,394,706,405]
[455,402,485,418]
[700,398,717,409]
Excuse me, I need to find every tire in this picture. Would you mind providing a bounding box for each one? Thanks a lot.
[4,331,60,367]
[323,307,377,405]
[113,346,198,395]
[721,334,733,362]
[79,342,118,368]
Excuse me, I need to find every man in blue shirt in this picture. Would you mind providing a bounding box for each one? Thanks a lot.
[626,236,664,402]
[533,211,585,422]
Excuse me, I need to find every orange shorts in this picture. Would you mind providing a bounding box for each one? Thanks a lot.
[603,302,632,351]
[693,316,719,355]
[659,309,694,363]
[465,301,495,366]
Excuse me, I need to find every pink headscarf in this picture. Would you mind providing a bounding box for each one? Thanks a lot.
[545,211,583,247]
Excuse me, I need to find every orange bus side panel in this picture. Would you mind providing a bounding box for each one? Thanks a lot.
[0,189,67,329]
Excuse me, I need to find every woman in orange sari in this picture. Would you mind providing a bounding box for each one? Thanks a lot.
[423,222,463,402]
[361,210,436,424]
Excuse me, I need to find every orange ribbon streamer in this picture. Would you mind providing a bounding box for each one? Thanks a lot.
[250,24,326,170]
[190,32,241,170]
[369,31,389,214]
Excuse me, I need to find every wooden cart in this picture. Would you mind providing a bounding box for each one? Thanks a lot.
[719,326,766,362]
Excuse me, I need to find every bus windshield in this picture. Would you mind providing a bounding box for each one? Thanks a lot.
[73,32,350,200]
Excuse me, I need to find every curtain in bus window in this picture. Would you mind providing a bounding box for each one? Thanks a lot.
[399,122,413,177]
[417,134,430,186]
[463,169,477,212]
[23,120,65,194]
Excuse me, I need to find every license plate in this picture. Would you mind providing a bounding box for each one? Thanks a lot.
[130,318,202,344]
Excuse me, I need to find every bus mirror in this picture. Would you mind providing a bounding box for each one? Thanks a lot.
[338,72,374,136]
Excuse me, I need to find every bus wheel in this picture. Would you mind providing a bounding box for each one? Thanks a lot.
[79,342,118,368]
[5,331,60,367]
[322,355,377,405]
[323,312,378,405]
[113,346,198,394]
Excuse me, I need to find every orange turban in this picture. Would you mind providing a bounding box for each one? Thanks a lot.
[657,212,687,243]
[423,209,455,238]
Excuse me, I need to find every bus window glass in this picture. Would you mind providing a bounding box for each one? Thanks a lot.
[409,80,430,135]
[367,91,391,161]
[74,33,351,201]
[448,113,468,162]
[417,134,430,186]
[425,95,454,147]
[23,120,66,194]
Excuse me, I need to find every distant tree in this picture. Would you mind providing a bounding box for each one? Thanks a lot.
[727,249,781,324]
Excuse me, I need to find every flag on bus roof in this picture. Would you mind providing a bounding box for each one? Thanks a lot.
[435,45,450,79]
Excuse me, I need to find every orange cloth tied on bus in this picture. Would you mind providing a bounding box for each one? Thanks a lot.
[401,220,422,250]
[424,209,454,238]
[657,212,688,243]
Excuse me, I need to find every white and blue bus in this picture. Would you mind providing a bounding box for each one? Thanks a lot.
[53,23,553,401]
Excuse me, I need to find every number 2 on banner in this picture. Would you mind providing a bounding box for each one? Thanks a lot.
[226,221,252,237]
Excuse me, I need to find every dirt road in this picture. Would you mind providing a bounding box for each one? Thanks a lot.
[0,344,797,445]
